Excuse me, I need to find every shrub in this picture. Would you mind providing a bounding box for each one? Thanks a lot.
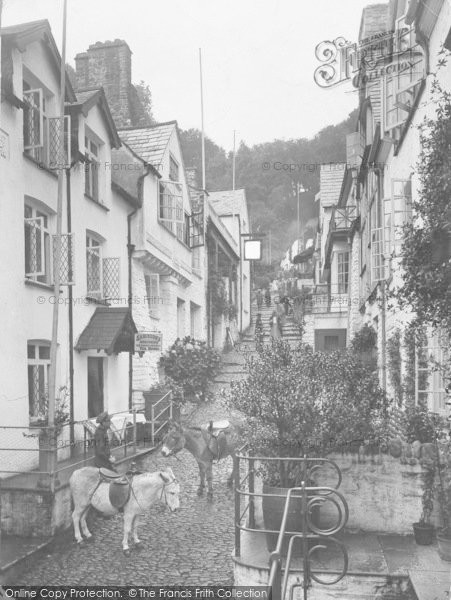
[229,339,386,485]
[159,336,221,401]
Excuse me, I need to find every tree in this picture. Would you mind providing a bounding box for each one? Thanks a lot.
[134,80,155,125]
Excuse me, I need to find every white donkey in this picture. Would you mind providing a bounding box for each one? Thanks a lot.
[69,467,179,555]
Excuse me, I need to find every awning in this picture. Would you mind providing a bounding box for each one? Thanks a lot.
[292,246,314,264]
[75,307,137,355]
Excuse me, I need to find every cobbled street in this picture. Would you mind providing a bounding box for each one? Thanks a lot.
[17,384,241,586]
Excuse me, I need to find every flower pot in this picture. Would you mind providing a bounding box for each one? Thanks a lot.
[437,528,451,561]
[413,522,434,545]
[262,484,319,557]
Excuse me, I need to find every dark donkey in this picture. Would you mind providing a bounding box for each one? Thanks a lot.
[161,419,242,499]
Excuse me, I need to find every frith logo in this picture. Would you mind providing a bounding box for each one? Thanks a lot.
[313,26,419,89]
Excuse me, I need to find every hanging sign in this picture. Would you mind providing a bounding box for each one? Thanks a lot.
[244,239,262,261]
[135,332,163,352]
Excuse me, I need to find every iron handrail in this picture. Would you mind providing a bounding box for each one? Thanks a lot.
[268,482,349,600]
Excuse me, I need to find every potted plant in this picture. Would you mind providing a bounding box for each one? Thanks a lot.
[159,336,220,403]
[229,339,385,556]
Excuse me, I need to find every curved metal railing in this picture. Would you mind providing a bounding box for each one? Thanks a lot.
[233,452,349,600]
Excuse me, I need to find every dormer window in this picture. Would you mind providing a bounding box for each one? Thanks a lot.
[23,78,70,169]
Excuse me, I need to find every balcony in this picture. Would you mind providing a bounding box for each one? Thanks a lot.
[330,206,357,232]
[293,285,349,316]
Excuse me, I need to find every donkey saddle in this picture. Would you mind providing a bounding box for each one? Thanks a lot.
[99,468,131,510]
[200,420,231,460]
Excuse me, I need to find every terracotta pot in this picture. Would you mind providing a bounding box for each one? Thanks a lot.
[413,522,434,545]
[437,528,451,561]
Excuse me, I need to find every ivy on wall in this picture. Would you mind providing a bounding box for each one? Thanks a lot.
[394,86,451,333]
[387,329,403,406]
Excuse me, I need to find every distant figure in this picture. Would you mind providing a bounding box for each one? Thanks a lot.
[256,289,263,310]
[255,313,264,350]
[265,289,271,307]
[281,296,291,316]
[269,310,281,339]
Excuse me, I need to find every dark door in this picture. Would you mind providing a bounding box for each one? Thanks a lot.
[88,357,104,418]
[314,329,347,352]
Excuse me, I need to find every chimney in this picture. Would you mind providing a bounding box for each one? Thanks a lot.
[75,40,134,128]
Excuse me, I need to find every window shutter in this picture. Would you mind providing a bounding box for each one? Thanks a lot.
[25,217,45,277]
[53,233,75,285]
[47,115,71,169]
[391,179,412,254]
[102,257,120,300]
[23,89,44,150]
[86,245,102,298]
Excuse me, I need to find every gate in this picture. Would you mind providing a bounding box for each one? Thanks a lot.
[234,454,349,600]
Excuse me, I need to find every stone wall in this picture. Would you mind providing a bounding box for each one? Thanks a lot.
[0,486,72,537]
[251,449,439,535]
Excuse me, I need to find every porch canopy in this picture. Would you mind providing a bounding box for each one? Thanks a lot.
[292,246,314,264]
[75,307,137,355]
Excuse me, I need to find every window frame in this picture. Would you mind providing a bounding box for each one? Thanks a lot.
[84,135,100,203]
[337,251,350,294]
[86,234,103,299]
[415,330,448,414]
[24,204,52,283]
[27,341,51,423]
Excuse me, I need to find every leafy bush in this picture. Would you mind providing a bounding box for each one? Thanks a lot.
[159,337,221,401]
[228,339,386,485]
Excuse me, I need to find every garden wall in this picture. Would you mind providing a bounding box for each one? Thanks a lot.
[252,450,441,534]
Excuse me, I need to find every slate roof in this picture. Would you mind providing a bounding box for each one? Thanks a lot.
[1,19,76,102]
[208,189,246,216]
[359,4,389,42]
[319,164,346,208]
[75,89,100,105]
[118,122,176,170]
[1,19,49,37]
[75,308,137,355]
[68,88,121,148]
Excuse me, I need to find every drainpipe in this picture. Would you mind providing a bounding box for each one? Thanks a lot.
[376,167,387,393]
[127,208,136,411]
[66,167,74,453]
[127,164,152,410]
[237,215,243,334]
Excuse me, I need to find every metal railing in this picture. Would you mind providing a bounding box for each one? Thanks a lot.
[0,399,172,490]
[233,453,349,600]
[148,390,173,447]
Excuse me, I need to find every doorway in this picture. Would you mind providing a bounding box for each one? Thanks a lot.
[88,357,104,418]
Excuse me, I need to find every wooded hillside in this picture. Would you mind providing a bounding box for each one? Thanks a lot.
[180,108,358,260]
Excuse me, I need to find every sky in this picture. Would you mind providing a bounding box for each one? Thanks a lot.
[2,0,370,151]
